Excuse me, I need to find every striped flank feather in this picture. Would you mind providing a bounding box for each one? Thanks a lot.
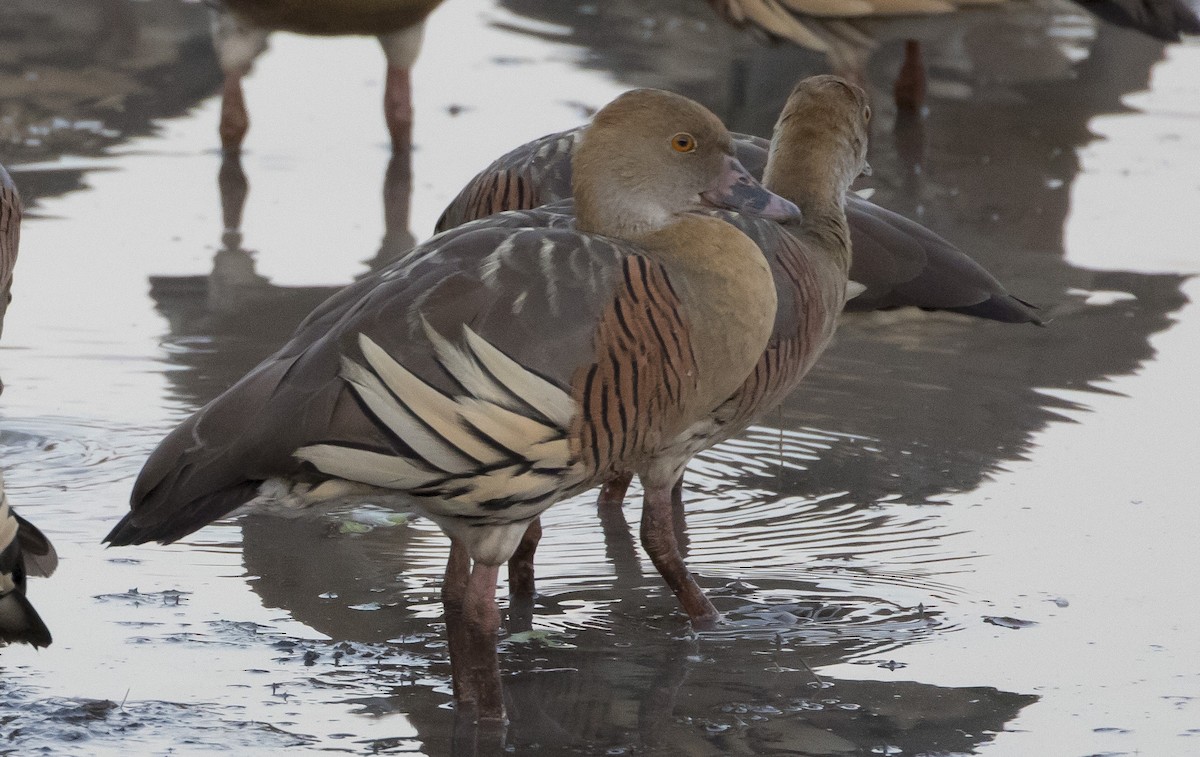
[296,329,585,520]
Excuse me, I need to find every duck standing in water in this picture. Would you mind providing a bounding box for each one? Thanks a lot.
[624,75,876,621]
[210,0,444,150]
[106,88,799,719]
[436,77,1025,609]
[1,164,59,649]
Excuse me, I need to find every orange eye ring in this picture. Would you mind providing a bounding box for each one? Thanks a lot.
[671,132,697,153]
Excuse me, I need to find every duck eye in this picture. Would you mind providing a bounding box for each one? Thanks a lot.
[671,133,697,153]
[863,106,872,123]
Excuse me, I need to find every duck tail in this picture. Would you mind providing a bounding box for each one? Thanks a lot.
[0,587,52,648]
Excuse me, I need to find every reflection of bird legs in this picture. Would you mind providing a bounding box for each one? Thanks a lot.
[443,540,506,723]
[598,482,644,583]
[637,636,696,750]
[363,152,417,273]
[218,150,248,238]
[209,151,271,310]
[894,40,927,112]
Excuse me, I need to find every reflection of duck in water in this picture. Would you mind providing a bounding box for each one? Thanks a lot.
[148,149,415,403]
[240,506,1037,754]
[1,164,58,648]
[210,0,445,151]
[709,0,1199,109]
[0,0,219,173]
[108,89,806,722]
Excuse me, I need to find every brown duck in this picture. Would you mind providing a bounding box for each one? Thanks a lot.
[435,78,1039,612]
[1,164,59,649]
[105,88,799,719]
[211,0,444,150]
[434,76,876,623]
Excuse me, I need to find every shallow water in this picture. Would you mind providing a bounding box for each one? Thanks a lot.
[1,0,1199,754]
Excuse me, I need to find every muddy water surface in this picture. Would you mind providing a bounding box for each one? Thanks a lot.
[2,1,1199,754]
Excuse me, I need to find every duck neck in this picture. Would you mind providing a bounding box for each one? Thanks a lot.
[763,138,857,275]
[638,216,778,422]
[574,177,674,238]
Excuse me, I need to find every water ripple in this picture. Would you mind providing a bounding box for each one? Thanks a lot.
[0,414,157,536]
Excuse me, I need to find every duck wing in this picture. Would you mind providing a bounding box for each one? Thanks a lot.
[106,212,667,545]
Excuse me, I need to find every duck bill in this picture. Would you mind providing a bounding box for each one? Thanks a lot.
[700,155,801,222]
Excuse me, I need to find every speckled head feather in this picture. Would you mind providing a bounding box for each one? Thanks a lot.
[573,88,738,238]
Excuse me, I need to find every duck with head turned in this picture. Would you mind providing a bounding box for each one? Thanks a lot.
[435,76,1025,612]
[635,75,874,622]
[440,76,873,625]
[211,0,444,151]
[435,108,1040,326]
[1,164,59,649]
[105,88,797,720]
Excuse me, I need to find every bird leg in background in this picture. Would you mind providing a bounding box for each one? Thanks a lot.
[506,517,541,597]
[670,475,690,557]
[894,40,927,112]
[384,66,414,152]
[596,471,633,508]
[220,69,251,152]
[442,540,471,701]
[641,484,718,625]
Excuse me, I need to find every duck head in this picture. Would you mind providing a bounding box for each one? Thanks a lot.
[573,88,800,238]
[763,75,873,214]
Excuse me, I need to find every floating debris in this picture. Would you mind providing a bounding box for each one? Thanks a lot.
[983,616,1038,630]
